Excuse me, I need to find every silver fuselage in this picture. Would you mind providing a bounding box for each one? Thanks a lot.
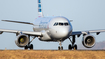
[33,16,72,41]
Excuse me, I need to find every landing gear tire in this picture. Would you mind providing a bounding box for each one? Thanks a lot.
[61,46,63,50]
[58,46,63,50]
[58,46,60,50]
[25,45,28,50]
[73,44,77,50]
[30,44,33,50]
[24,44,33,50]
[68,44,72,50]
[68,36,78,50]
[68,44,77,50]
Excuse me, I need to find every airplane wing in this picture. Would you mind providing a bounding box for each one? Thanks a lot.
[71,29,105,36]
[0,29,42,36]
[2,20,34,25]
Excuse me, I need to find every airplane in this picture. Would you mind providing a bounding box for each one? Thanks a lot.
[0,0,105,50]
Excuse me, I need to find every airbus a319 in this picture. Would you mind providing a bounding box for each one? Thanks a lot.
[0,0,105,50]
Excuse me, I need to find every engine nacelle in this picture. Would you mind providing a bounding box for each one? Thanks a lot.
[15,34,29,47]
[82,35,95,48]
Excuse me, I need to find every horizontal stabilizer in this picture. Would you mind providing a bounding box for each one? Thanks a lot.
[2,20,34,25]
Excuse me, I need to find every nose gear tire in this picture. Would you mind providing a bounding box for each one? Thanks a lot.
[58,46,63,50]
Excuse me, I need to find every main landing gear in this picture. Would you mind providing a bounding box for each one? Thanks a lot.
[24,36,35,50]
[68,35,77,50]
[58,35,77,50]
[24,44,33,50]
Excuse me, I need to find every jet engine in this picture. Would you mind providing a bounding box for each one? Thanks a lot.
[15,34,29,47]
[82,35,95,48]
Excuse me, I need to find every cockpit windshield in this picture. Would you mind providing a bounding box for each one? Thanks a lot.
[64,23,69,26]
[59,23,63,25]
[54,22,69,26]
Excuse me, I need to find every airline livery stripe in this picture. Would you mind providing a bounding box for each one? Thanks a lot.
[38,0,42,12]
[38,4,41,7]
[38,9,42,12]
[38,0,41,3]
[38,0,43,17]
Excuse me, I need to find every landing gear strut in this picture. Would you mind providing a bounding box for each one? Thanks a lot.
[58,41,63,50]
[24,36,35,50]
[68,35,77,50]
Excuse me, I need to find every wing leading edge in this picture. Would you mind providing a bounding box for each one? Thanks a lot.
[2,20,34,25]
[0,29,42,36]
[71,29,105,36]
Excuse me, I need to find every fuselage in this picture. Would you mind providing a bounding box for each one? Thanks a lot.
[33,16,72,41]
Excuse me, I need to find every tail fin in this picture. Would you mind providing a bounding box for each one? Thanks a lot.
[38,0,44,17]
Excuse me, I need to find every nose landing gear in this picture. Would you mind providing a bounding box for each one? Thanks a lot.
[58,41,63,50]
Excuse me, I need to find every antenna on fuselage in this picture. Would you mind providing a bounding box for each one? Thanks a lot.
[38,0,44,17]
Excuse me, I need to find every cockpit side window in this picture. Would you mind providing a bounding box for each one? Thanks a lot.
[54,23,58,26]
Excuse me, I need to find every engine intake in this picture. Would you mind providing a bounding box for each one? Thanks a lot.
[82,35,95,48]
[15,34,29,47]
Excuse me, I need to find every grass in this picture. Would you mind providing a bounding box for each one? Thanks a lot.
[0,50,105,59]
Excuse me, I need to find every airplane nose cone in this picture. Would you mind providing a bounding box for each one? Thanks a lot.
[50,27,72,39]
[59,28,70,37]
[53,27,71,39]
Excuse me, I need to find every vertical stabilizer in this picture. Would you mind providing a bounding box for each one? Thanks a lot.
[38,0,44,17]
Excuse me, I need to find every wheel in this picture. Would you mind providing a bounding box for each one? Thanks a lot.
[58,46,60,50]
[30,44,33,50]
[24,45,28,50]
[68,44,72,50]
[73,44,77,50]
[61,46,63,50]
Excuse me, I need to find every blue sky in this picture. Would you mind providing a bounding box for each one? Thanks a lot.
[0,0,105,50]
